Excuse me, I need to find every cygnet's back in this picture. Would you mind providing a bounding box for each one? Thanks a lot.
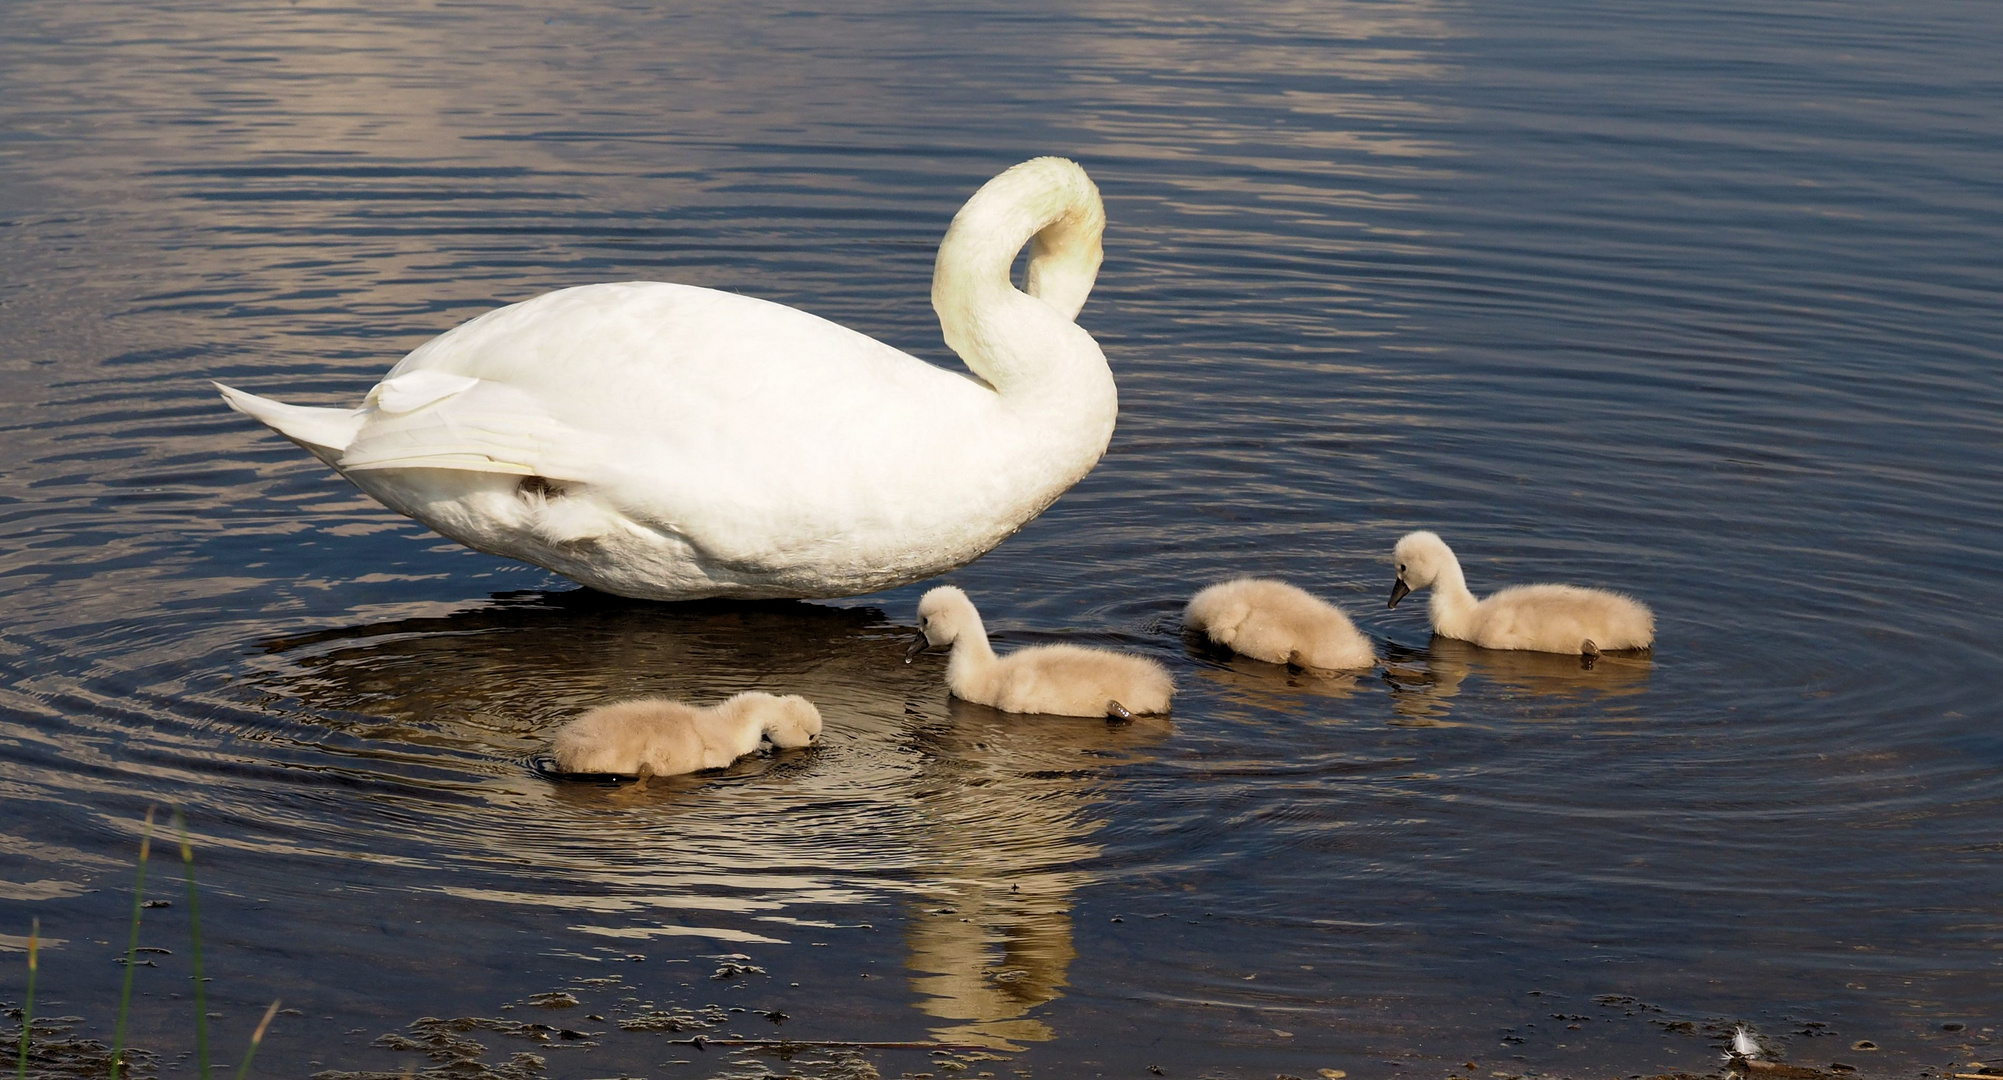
[550,698,705,776]
[549,691,822,777]
[983,643,1175,718]
[1185,577,1376,671]
[1466,583,1653,654]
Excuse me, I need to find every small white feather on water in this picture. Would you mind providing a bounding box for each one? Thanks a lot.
[1730,1025,1763,1060]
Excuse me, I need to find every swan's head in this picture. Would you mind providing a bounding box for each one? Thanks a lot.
[1389,530,1455,608]
[905,585,979,661]
[740,692,822,750]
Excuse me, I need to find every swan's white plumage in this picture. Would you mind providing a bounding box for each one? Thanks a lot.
[369,370,482,416]
[910,585,1173,718]
[549,691,822,777]
[216,158,1117,600]
[1389,531,1655,655]
[1185,577,1376,671]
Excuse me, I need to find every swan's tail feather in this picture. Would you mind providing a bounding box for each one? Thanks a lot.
[214,382,366,468]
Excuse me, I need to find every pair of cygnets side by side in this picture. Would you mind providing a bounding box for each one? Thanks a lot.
[1187,530,1654,671]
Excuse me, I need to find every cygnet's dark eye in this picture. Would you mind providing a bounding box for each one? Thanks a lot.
[1397,563,1406,573]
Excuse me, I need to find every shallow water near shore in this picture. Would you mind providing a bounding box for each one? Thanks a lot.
[2,0,2000,1077]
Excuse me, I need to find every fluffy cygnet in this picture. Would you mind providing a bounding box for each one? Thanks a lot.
[1388,531,1654,658]
[549,691,822,778]
[904,585,1173,719]
[1185,577,1376,672]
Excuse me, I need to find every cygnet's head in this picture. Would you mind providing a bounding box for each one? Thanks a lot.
[905,585,979,661]
[738,692,822,750]
[1389,530,1455,608]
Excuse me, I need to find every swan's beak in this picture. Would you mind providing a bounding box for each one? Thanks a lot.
[1387,578,1412,609]
[903,632,932,663]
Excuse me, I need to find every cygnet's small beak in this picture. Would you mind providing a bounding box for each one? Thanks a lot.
[903,632,932,663]
[1387,578,1412,609]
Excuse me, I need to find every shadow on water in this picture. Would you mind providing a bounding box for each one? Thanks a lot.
[251,590,915,757]
[244,589,1171,1049]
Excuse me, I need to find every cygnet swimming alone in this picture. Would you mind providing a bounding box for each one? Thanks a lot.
[1185,577,1376,671]
[549,691,822,778]
[1388,530,1654,658]
[904,585,1173,720]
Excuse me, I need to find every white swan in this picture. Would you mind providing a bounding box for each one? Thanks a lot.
[904,585,1173,719]
[549,691,822,778]
[215,158,1116,600]
[1388,531,1655,658]
[1185,577,1376,671]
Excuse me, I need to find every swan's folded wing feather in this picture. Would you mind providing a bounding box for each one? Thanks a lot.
[338,378,604,480]
[368,370,483,415]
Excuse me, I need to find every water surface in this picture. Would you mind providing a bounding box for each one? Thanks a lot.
[2,1,1999,1077]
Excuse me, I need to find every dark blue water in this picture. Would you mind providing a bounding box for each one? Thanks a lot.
[3,1,1999,1077]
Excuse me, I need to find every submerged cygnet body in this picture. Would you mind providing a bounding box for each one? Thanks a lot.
[1388,531,1654,657]
[549,691,822,777]
[904,585,1173,719]
[1185,577,1376,671]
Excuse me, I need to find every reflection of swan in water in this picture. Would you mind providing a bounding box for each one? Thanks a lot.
[1383,637,1652,724]
[899,698,1171,1048]
[246,589,1163,1047]
[1188,644,1370,712]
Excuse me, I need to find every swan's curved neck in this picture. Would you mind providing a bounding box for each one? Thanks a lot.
[1427,557,1480,637]
[931,158,1109,396]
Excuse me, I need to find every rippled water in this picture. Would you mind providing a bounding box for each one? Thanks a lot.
[3,0,2000,1076]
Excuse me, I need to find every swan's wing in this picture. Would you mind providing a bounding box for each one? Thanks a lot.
[367,369,480,415]
[365,281,995,495]
[338,374,606,480]
[387,282,984,435]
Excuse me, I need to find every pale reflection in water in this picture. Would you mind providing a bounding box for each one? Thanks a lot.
[1184,632,1373,711]
[901,700,1170,1048]
[249,590,1166,1045]
[1384,637,1652,724]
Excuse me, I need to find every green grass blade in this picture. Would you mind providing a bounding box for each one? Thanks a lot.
[15,918,36,1080]
[175,810,209,1080]
[110,807,157,1080]
[232,1000,279,1080]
